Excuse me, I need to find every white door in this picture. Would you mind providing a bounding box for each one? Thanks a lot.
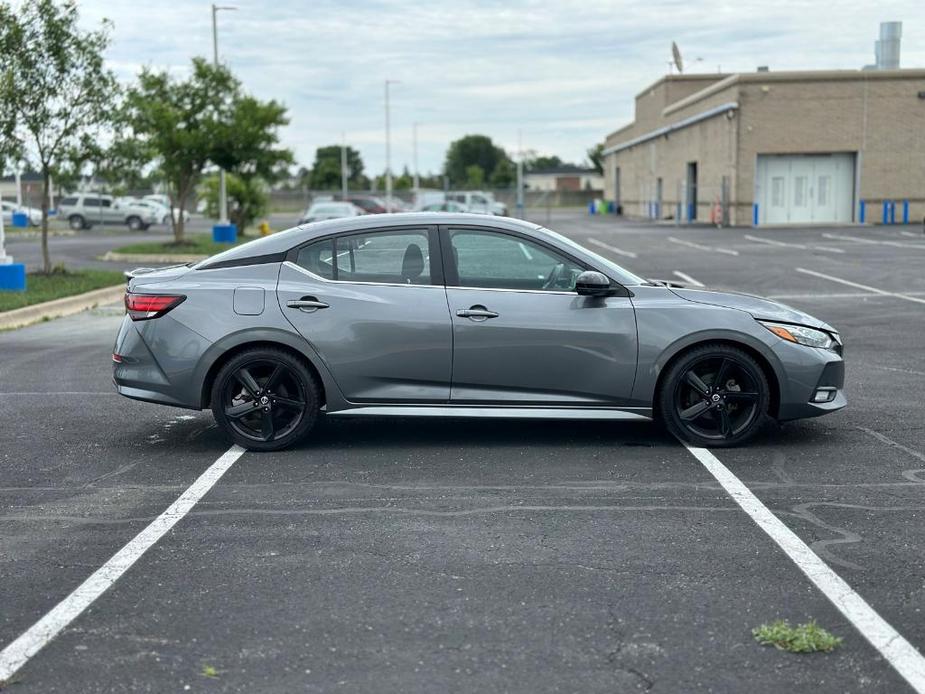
[757,154,855,225]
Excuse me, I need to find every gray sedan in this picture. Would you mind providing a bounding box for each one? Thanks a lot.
[113,213,845,451]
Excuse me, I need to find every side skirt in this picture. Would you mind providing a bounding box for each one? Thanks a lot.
[325,406,652,421]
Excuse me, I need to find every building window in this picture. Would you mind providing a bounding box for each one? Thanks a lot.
[771,177,785,207]
[793,176,807,207]
[818,176,830,206]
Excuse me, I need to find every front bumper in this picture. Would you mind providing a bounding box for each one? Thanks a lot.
[773,341,846,421]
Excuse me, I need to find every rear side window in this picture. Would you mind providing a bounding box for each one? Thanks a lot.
[295,230,432,285]
[83,197,101,207]
[295,239,335,280]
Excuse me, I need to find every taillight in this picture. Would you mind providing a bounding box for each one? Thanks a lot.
[125,293,186,321]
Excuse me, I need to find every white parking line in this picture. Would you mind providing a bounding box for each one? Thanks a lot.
[901,231,921,239]
[744,235,844,254]
[672,271,704,287]
[684,444,925,693]
[796,268,925,305]
[667,236,739,256]
[0,445,245,683]
[587,237,638,259]
[823,232,925,249]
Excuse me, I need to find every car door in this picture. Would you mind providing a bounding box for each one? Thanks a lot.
[442,226,637,405]
[277,225,453,403]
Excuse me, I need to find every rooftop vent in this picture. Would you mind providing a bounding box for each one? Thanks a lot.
[866,21,902,70]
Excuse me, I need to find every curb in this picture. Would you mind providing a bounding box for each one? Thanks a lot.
[101,251,207,264]
[0,284,125,331]
[5,229,76,239]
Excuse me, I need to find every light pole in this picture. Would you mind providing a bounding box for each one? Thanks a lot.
[341,132,348,201]
[412,122,420,205]
[516,129,524,219]
[384,79,399,212]
[212,4,236,228]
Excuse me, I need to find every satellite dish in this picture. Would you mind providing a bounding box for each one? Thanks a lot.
[672,41,684,74]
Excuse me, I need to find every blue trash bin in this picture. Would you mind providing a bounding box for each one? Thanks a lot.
[212,223,237,244]
[11,211,29,228]
[0,263,27,291]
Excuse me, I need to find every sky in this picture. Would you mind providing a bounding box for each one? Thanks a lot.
[75,0,925,177]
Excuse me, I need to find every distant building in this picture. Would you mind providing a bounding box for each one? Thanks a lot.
[524,165,604,193]
[602,68,925,226]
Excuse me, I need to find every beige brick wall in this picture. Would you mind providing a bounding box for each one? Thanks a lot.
[604,69,925,226]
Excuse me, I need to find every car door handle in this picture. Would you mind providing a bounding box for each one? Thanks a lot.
[286,297,330,312]
[456,306,499,320]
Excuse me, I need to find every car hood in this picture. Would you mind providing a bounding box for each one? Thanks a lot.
[669,287,835,332]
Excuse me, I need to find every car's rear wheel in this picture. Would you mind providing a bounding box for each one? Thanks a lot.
[659,344,769,447]
[68,215,87,230]
[211,348,320,452]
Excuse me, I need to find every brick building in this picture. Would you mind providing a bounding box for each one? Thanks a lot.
[602,69,925,226]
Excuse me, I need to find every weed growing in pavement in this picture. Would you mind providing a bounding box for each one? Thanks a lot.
[201,664,220,678]
[752,619,843,653]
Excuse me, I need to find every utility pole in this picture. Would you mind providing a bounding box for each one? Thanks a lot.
[384,79,399,212]
[341,133,348,201]
[516,130,524,219]
[212,4,236,227]
[412,122,420,207]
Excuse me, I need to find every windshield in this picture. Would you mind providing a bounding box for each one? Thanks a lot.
[541,227,645,286]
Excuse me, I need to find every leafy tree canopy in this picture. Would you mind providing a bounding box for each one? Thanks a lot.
[308,145,364,190]
[444,135,510,187]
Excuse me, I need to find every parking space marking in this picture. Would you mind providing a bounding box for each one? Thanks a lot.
[0,445,245,683]
[672,271,704,287]
[587,237,638,259]
[822,232,925,250]
[684,444,925,693]
[744,235,844,254]
[796,268,925,305]
[667,236,739,256]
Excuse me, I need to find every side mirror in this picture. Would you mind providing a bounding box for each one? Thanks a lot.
[576,270,614,297]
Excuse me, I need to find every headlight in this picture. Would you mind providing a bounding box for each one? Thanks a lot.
[759,320,835,349]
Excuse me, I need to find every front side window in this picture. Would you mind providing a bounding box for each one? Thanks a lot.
[449,229,584,291]
[295,230,432,285]
[83,197,101,207]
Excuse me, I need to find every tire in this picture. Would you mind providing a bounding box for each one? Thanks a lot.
[127,216,143,231]
[211,347,320,452]
[68,215,86,231]
[658,343,769,448]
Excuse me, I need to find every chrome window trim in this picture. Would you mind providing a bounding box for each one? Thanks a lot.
[282,260,444,290]
[445,285,585,297]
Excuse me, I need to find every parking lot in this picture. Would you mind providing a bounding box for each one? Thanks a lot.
[2,212,924,692]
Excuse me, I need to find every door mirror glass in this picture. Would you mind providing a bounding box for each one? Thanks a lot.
[575,270,613,296]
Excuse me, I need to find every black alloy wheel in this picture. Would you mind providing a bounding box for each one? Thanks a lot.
[211,348,320,451]
[660,344,769,447]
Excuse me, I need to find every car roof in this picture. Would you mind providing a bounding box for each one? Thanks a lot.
[197,213,543,268]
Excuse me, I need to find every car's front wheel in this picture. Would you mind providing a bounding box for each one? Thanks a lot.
[211,347,320,452]
[126,216,144,231]
[659,343,769,447]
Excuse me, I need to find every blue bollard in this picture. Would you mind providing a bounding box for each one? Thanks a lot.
[752,203,759,226]
[882,201,889,225]
[859,200,866,223]
[903,200,909,225]
[890,200,896,225]
[212,223,237,243]
[11,211,29,228]
[587,201,595,216]
[0,263,27,291]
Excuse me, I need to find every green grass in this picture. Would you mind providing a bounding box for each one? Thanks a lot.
[112,234,251,256]
[0,269,125,313]
[752,619,843,653]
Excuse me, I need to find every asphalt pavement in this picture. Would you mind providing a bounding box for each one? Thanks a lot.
[1,213,924,692]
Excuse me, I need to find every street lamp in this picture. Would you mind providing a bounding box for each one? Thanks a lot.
[412,122,420,206]
[384,79,399,212]
[212,4,237,228]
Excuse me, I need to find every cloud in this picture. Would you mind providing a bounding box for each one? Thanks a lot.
[78,0,925,175]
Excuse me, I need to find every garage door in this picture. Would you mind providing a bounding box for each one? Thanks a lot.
[756,154,855,225]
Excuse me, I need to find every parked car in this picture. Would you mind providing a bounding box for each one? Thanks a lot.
[344,196,387,214]
[114,213,845,452]
[447,191,507,216]
[419,201,469,212]
[1,201,41,227]
[57,193,160,231]
[298,202,363,224]
[127,198,191,226]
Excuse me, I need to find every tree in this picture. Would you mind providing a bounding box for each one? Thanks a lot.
[489,158,515,188]
[211,94,293,185]
[444,135,510,187]
[394,166,413,191]
[308,145,364,190]
[464,165,485,189]
[587,143,604,175]
[200,173,268,233]
[0,0,119,273]
[526,155,564,171]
